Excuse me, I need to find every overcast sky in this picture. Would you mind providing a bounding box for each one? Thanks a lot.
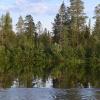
[0,0,99,31]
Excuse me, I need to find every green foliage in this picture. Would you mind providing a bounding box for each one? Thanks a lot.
[0,1,100,88]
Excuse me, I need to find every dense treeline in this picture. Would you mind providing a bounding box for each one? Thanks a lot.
[0,0,100,88]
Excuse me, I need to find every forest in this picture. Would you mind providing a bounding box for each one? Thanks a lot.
[0,0,100,88]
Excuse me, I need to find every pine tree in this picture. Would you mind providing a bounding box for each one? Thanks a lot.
[69,0,86,31]
[36,21,43,34]
[0,12,15,46]
[24,15,35,37]
[16,16,24,35]
[3,12,13,35]
[0,15,4,31]
[93,4,100,40]
[69,0,87,47]
[0,15,4,44]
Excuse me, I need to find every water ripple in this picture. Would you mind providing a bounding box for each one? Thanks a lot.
[0,88,100,100]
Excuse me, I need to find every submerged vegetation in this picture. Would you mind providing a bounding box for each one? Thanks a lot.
[0,0,100,88]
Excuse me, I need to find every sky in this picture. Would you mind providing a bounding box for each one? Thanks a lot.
[0,0,100,31]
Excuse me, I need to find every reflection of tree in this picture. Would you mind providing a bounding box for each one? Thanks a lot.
[79,89,97,100]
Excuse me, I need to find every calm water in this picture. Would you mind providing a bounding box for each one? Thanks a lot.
[0,88,100,100]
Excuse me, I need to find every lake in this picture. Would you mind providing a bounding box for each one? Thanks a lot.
[0,88,100,100]
[0,76,100,100]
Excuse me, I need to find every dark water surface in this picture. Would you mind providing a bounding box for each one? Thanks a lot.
[0,88,100,100]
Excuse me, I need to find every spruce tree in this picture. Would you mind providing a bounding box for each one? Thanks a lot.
[53,1,70,43]
[53,14,61,43]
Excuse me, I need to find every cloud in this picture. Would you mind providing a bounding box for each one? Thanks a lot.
[14,0,58,15]
[15,0,27,5]
[0,5,15,12]
[0,0,59,16]
[29,3,48,14]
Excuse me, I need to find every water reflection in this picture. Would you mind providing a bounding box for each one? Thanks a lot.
[10,77,53,88]
[0,88,100,100]
[32,78,53,88]
[0,73,100,89]
[79,88,96,99]
[53,88,100,100]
